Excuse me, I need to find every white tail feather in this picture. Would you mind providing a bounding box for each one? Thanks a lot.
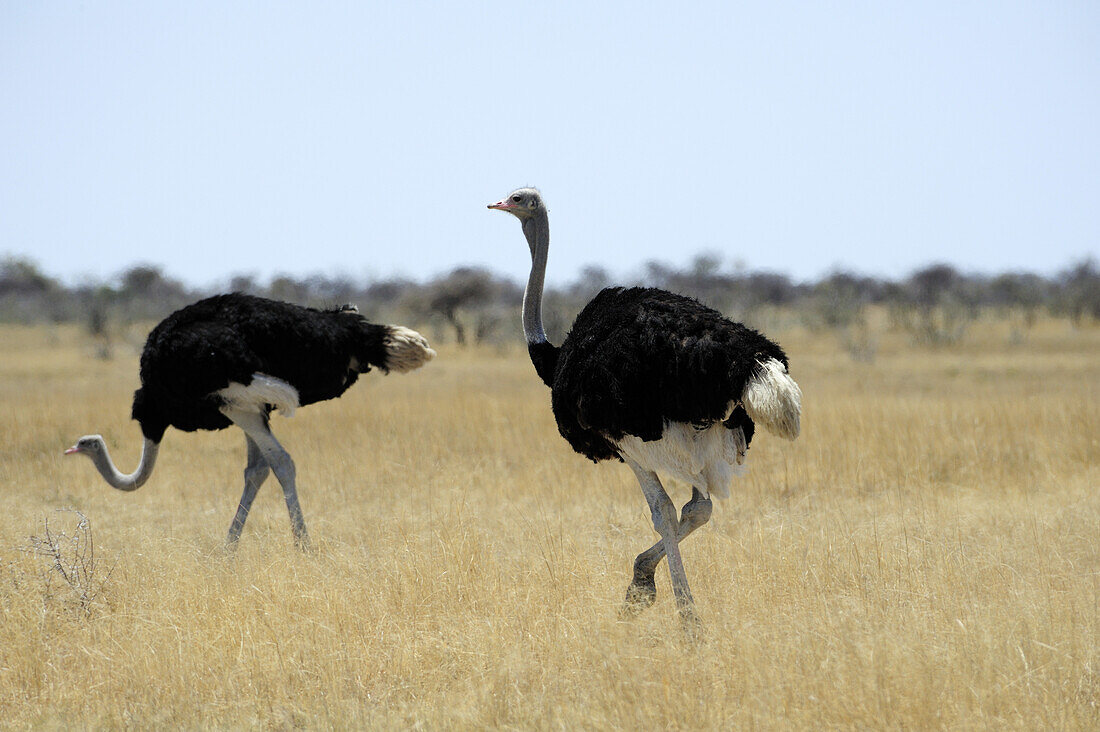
[384,326,436,373]
[742,358,802,440]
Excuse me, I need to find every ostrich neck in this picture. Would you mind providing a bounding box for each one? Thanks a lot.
[522,209,550,344]
[91,438,160,491]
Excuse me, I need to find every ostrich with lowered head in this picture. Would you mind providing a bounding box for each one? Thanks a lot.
[65,293,435,548]
[489,187,801,626]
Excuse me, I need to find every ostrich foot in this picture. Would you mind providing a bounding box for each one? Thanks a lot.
[293,531,314,552]
[619,575,657,618]
[678,605,705,643]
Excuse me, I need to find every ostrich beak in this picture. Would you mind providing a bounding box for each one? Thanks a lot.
[487,199,513,211]
[64,445,82,455]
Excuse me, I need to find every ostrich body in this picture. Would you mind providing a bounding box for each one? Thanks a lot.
[489,187,801,625]
[66,293,435,548]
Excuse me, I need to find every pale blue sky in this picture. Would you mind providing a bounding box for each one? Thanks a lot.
[2,2,1097,288]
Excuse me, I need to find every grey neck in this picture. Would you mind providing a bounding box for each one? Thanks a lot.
[91,438,160,491]
[521,209,550,344]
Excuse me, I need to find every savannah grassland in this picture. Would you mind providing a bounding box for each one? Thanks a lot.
[1,313,1097,730]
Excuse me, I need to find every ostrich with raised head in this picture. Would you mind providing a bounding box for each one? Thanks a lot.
[65,293,435,548]
[489,187,801,625]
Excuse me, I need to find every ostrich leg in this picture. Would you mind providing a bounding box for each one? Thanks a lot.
[621,486,712,617]
[223,409,311,550]
[226,434,271,545]
[625,459,698,629]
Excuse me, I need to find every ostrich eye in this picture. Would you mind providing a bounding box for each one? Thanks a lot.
[511,195,521,203]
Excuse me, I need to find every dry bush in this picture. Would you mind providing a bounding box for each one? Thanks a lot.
[22,509,114,619]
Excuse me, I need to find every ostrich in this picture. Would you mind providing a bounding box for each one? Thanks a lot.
[489,187,801,625]
[65,293,435,548]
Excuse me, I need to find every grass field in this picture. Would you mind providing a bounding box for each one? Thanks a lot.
[1,315,1097,729]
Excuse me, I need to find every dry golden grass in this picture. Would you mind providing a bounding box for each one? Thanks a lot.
[1,316,1097,729]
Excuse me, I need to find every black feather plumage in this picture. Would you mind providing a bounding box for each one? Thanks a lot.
[131,293,395,442]
[540,287,787,462]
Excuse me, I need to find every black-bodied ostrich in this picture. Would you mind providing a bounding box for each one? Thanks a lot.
[489,187,801,625]
[65,293,435,548]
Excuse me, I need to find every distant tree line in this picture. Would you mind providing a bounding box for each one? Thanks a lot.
[2,254,1097,350]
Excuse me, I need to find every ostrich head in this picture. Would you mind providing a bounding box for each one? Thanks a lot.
[488,187,546,259]
[488,187,543,219]
[65,435,106,457]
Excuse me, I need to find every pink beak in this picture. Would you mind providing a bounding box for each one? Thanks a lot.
[487,199,513,210]
[64,446,81,455]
